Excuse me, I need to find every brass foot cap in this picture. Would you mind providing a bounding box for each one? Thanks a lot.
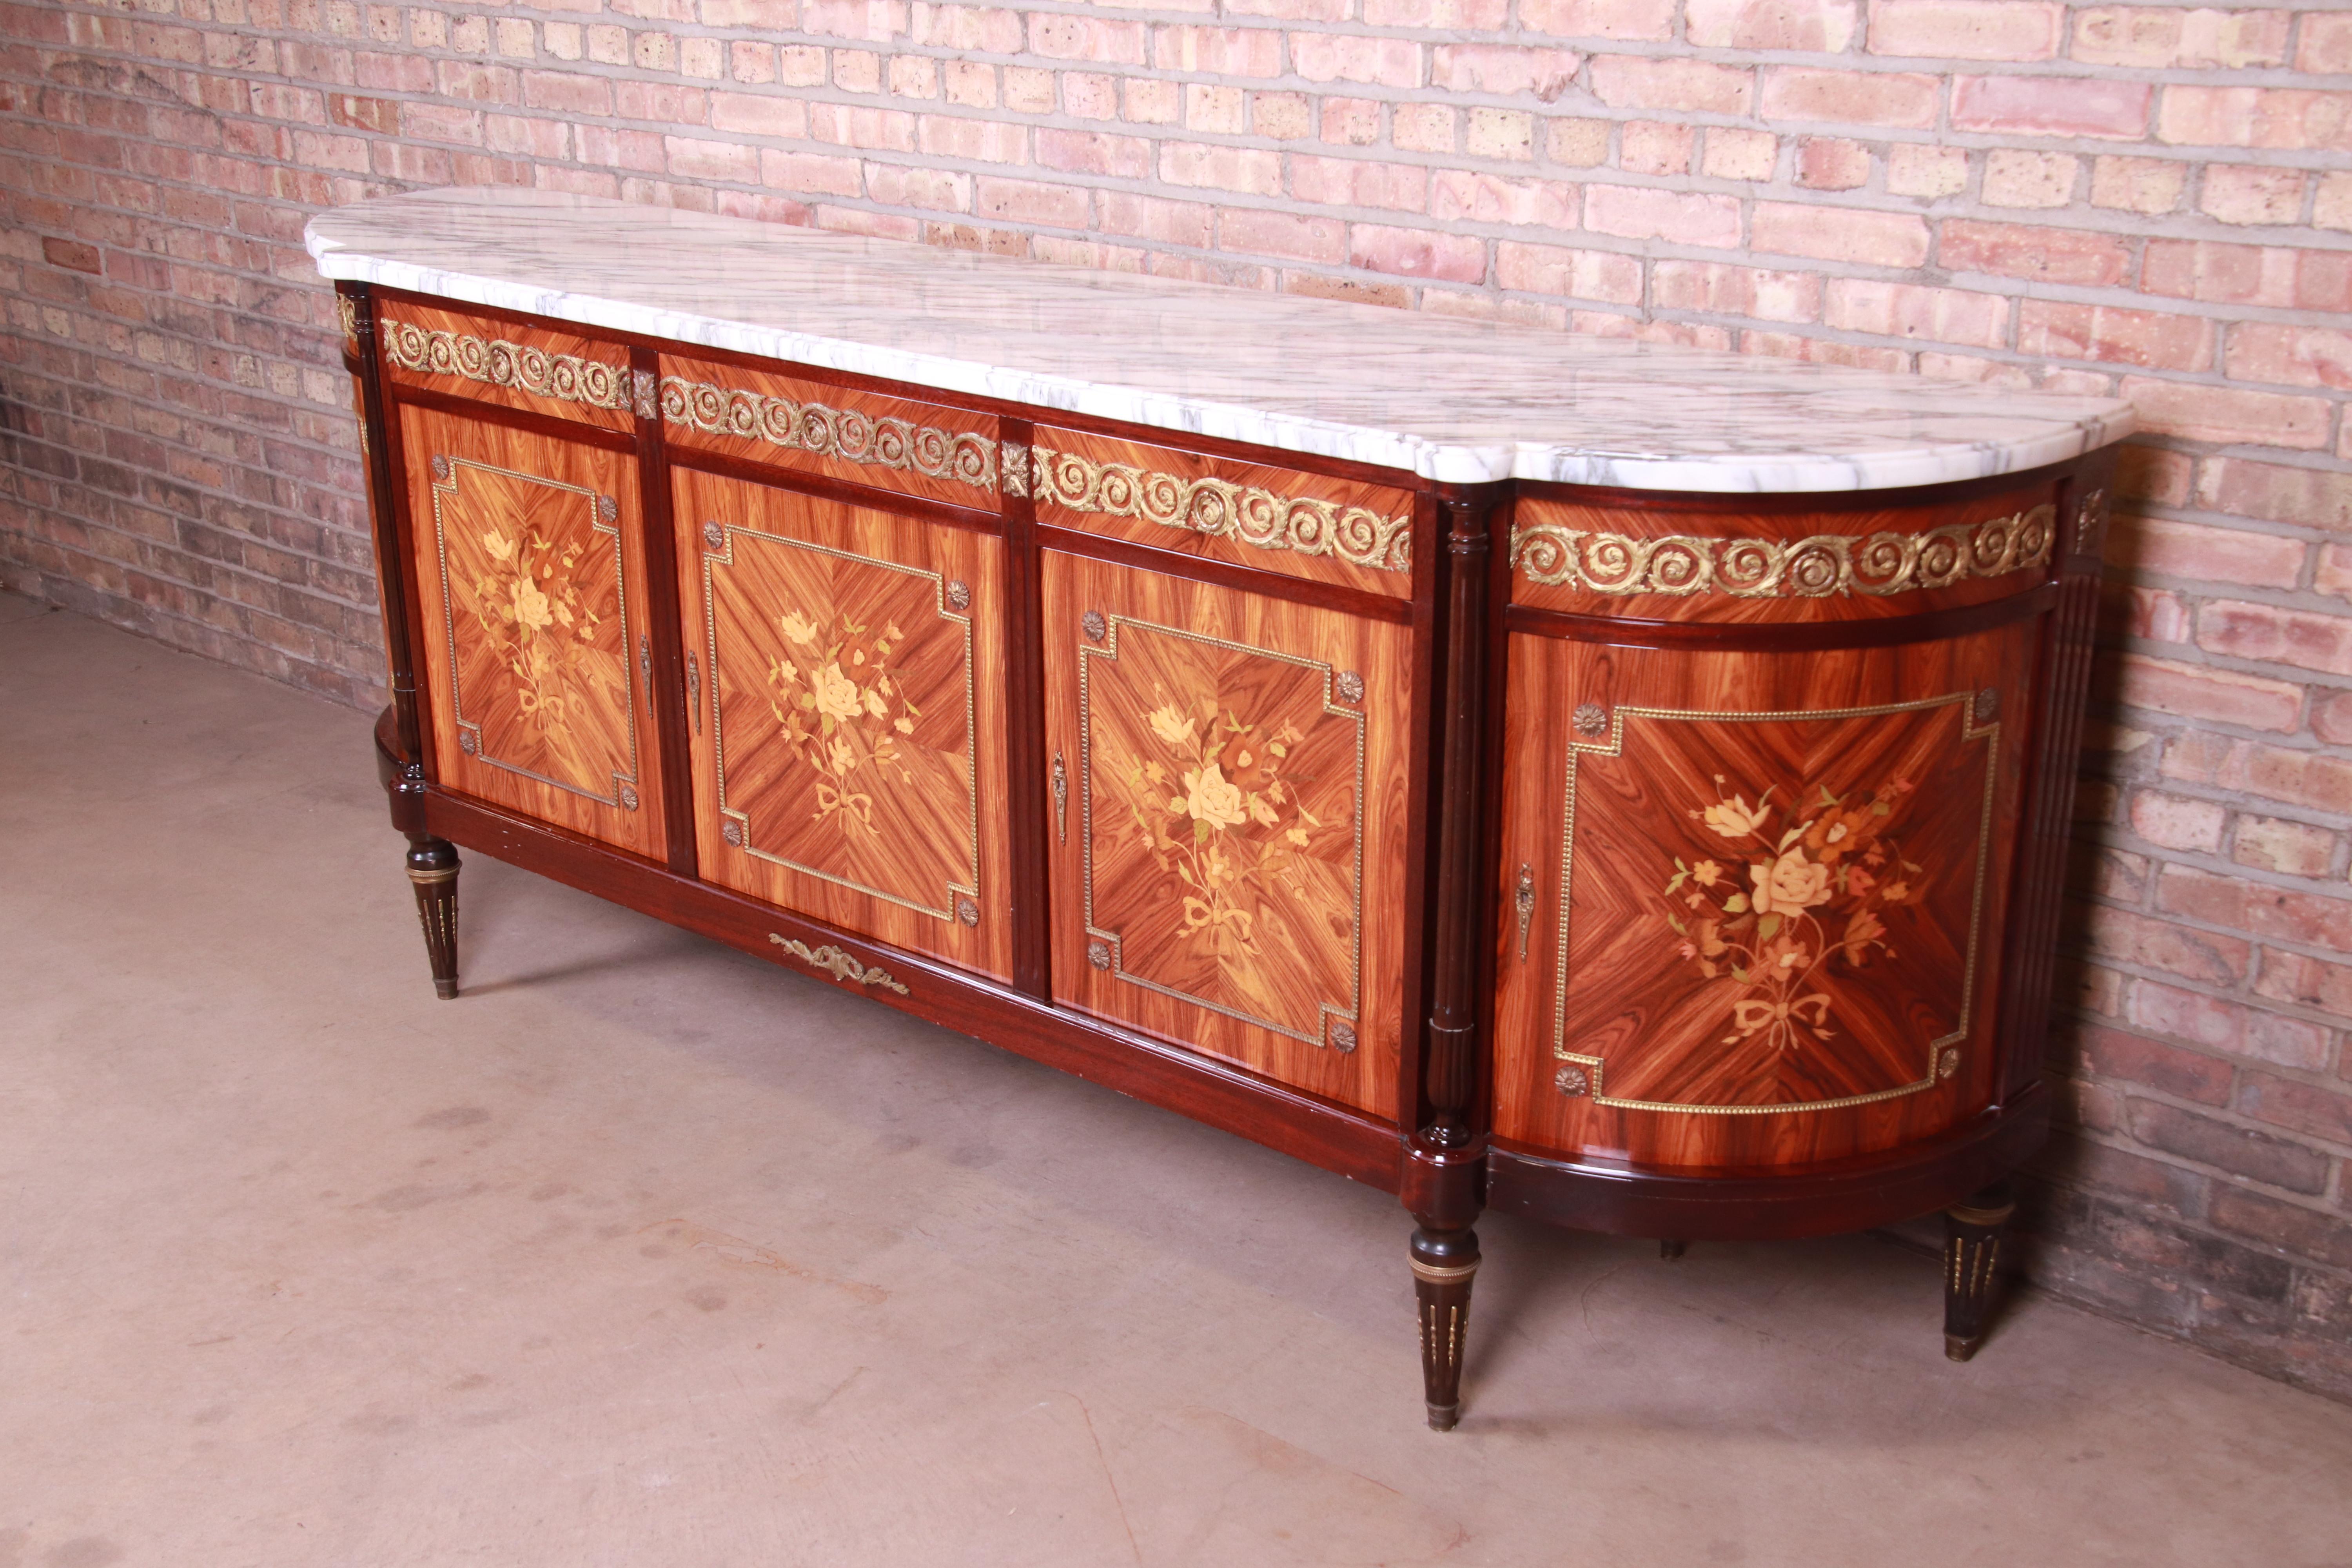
[1425,1402,1460,1432]
[434,980,460,1000]
[1945,1334,1981,1363]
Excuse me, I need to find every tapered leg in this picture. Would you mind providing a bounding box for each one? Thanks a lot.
[1410,1225,1479,1431]
[404,834,461,999]
[1943,1180,2016,1361]
[1659,1239,1687,1261]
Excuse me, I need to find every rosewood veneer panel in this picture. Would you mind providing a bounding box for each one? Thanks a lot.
[1041,550,1410,1119]
[1491,615,2037,1173]
[674,466,1015,982]
[399,403,667,860]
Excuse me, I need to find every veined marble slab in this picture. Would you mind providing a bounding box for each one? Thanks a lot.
[308,187,2134,492]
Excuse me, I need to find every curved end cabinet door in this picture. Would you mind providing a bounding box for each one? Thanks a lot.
[673,468,1013,982]
[400,404,666,859]
[1042,551,1408,1122]
[1492,625,2035,1174]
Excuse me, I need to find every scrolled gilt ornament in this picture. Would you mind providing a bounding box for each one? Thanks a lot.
[1509,504,2056,600]
[659,375,997,495]
[768,934,910,995]
[381,321,631,412]
[1032,447,1412,575]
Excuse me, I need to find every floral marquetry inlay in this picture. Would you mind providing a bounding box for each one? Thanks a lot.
[1552,692,2001,1115]
[702,525,981,925]
[428,456,644,811]
[1080,615,1366,1048]
[384,321,632,412]
[1034,448,1412,575]
[1510,505,2055,599]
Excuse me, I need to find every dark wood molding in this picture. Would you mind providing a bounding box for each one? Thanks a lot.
[1000,413,1052,1000]
[1485,1081,2051,1241]
[1995,451,2118,1102]
[630,343,701,877]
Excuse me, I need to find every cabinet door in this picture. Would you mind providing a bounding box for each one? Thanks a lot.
[1491,624,2035,1172]
[1042,552,1408,1120]
[401,404,665,858]
[674,467,1013,981]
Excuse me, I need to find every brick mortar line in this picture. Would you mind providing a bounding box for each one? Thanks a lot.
[0,364,370,570]
[2074,945,2337,1022]
[2027,1133,2352,1267]
[2092,829,2352,895]
[0,542,384,666]
[0,553,385,687]
[2053,1101,2352,1204]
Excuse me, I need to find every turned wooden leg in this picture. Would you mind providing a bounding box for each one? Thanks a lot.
[1659,1239,1687,1261]
[1410,1225,1479,1431]
[404,834,461,1000]
[1943,1180,2016,1362]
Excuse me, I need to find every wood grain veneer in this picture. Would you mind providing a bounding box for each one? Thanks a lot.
[673,466,1015,981]
[399,402,666,859]
[1041,549,1410,1118]
[1490,614,2036,1171]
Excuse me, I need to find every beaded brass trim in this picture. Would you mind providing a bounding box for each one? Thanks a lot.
[661,375,997,494]
[1510,504,2056,599]
[381,321,631,411]
[1033,448,1412,575]
[1552,690,2002,1116]
[1078,614,1367,1048]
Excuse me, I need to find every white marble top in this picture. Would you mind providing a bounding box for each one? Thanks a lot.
[308,188,2132,492]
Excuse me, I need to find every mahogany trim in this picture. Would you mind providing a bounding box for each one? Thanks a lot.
[377,709,1401,1190]
[385,380,640,454]
[1485,1081,2051,1240]
[662,441,1005,537]
[1503,581,2060,652]
[1000,414,1051,1000]
[344,285,422,768]
[371,291,443,787]
[1033,524,1415,624]
[630,343,700,877]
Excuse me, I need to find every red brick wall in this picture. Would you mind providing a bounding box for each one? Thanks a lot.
[4,0,2348,1396]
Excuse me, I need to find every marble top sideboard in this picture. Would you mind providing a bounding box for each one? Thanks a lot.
[307,187,2134,494]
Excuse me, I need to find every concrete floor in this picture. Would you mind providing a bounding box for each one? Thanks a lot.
[4,585,2350,1568]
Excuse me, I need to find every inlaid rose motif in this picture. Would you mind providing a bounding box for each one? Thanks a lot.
[1665,773,1924,1055]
